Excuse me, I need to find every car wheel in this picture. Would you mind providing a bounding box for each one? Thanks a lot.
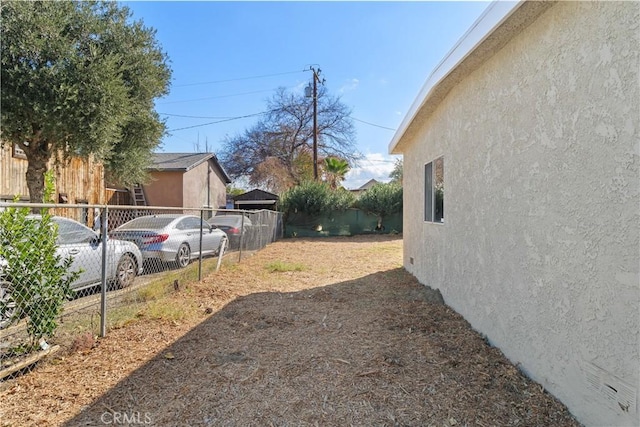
[175,243,191,268]
[115,254,137,289]
[0,280,17,329]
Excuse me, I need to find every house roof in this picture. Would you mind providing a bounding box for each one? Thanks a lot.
[234,189,279,202]
[359,179,380,190]
[150,153,231,183]
[389,0,553,154]
[348,179,380,193]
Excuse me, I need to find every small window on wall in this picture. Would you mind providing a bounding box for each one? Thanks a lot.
[424,156,444,223]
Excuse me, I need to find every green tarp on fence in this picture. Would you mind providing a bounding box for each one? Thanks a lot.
[284,209,402,237]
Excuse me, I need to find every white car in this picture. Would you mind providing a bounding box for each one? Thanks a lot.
[0,216,144,328]
[51,216,144,289]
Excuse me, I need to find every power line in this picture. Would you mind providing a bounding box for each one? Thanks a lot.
[163,111,399,132]
[173,69,307,87]
[163,113,398,133]
[167,111,268,132]
[159,112,235,119]
[158,88,276,105]
[352,117,396,131]
[359,158,397,164]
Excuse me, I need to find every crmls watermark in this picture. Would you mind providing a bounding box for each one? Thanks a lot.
[100,411,152,425]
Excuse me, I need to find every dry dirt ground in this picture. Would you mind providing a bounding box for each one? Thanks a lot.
[0,235,580,427]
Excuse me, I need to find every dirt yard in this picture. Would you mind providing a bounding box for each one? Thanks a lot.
[0,235,580,426]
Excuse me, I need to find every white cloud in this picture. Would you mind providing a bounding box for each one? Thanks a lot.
[343,153,400,190]
[338,78,360,94]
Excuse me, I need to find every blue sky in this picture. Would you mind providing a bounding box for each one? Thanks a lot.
[122,1,490,189]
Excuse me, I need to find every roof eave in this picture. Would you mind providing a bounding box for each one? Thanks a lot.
[389,0,553,155]
[184,154,214,172]
[148,153,231,183]
[209,155,232,184]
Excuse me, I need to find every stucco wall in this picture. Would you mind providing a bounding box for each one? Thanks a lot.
[209,166,229,209]
[145,171,183,207]
[182,161,227,209]
[401,2,639,426]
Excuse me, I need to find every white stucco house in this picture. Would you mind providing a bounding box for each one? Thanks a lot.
[389,2,639,426]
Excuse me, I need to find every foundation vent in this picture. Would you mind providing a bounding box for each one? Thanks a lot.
[583,361,637,414]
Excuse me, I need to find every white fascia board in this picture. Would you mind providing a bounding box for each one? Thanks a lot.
[388,0,524,154]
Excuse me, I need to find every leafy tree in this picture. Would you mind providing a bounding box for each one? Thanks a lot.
[356,182,403,230]
[323,157,350,189]
[226,185,246,198]
[250,150,315,195]
[389,158,403,184]
[1,1,171,202]
[280,180,354,219]
[220,87,359,193]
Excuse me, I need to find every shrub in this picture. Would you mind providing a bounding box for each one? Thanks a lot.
[356,182,403,230]
[280,180,355,218]
[0,172,79,346]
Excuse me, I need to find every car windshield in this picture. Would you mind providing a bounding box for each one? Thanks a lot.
[21,215,96,245]
[53,217,96,244]
[117,216,175,230]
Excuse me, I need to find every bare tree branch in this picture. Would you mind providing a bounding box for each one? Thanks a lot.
[220,86,359,193]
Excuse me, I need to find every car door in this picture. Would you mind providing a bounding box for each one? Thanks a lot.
[175,217,203,257]
[54,218,103,289]
[199,218,219,255]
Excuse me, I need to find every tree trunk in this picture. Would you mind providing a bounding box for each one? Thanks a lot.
[24,140,52,204]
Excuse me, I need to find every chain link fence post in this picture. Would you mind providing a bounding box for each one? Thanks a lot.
[100,205,108,338]
[198,208,204,282]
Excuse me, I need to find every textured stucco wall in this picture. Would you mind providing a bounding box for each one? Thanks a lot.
[183,161,227,209]
[209,163,229,209]
[401,2,639,426]
[145,171,183,207]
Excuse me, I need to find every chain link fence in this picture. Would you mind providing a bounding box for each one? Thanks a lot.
[0,202,282,380]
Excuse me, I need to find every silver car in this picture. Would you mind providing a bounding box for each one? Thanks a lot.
[110,214,228,268]
[0,216,144,328]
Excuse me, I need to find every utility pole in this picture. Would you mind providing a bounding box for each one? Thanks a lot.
[306,66,324,180]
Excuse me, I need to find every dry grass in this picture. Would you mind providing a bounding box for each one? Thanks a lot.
[0,235,580,426]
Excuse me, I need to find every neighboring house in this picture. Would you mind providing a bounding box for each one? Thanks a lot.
[142,153,231,210]
[0,143,105,225]
[349,178,380,197]
[232,189,279,211]
[389,2,638,427]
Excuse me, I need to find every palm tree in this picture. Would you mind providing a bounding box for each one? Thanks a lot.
[323,157,350,189]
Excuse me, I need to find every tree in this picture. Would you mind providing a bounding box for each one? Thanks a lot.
[226,185,246,198]
[356,182,403,230]
[1,1,171,202]
[220,86,358,194]
[389,158,403,184]
[323,157,350,189]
